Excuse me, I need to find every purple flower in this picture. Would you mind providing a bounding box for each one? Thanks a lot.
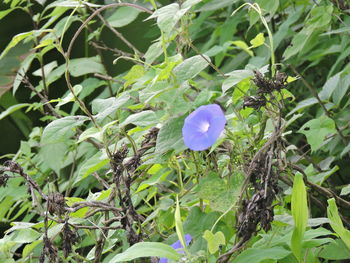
[159,234,192,263]
[182,104,226,151]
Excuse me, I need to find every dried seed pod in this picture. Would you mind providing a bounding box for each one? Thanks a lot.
[62,222,77,258]
[47,192,66,216]
[243,95,267,110]
[0,174,9,187]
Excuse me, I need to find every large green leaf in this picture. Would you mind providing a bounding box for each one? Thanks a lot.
[0,30,50,60]
[77,151,109,182]
[92,94,130,123]
[120,110,158,127]
[298,115,336,152]
[107,6,140,28]
[173,55,210,83]
[40,116,89,172]
[147,3,190,35]
[110,242,181,262]
[319,239,350,260]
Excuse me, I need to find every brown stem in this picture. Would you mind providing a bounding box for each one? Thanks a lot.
[218,239,248,263]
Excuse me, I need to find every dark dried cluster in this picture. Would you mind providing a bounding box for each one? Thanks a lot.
[111,144,129,184]
[40,236,59,263]
[0,174,9,187]
[3,160,22,173]
[141,127,159,148]
[244,70,288,110]
[236,133,281,241]
[110,127,159,245]
[47,192,66,216]
[243,95,266,110]
[62,222,77,258]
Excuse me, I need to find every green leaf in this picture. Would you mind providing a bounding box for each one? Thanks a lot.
[110,242,181,262]
[147,3,189,35]
[283,6,332,60]
[13,53,36,94]
[68,56,106,77]
[107,6,140,27]
[173,55,210,83]
[222,65,268,94]
[41,116,89,145]
[136,169,171,193]
[65,197,89,218]
[327,198,350,250]
[56,84,83,107]
[318,72,341,101]
[22,240,42,258]
[47,1,100,8]
[319,239,350,260]
[123,65,145,88]
[0,103,30,120]
[198,0,240,11]
[0,30,50,60]
[40,116,89,172]
[120,110,158,127]
[181,0,202,9]
[298,115,336,152]
[92,94,130,123]
[0,8,18,21]
[232,40,254,56]
[255,0,279,16]
[203,230,225,254]
[286,97,318,117]
[77,151,109,181]
[77,127,103,143]
[155,115,186,154]
[197,173,242,212]
[332,73,350,105]
[308,165,339,185]
[10,229,41,243]
[291,172,308,262]
[144,41,163,65]
[340,185,350,196]
[250,33,265,48]
[222,70,253,94]
[32,61,57,77]
[234,247,291,263]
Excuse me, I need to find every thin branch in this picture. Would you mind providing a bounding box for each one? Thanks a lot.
[88,6,143,57]
[291,164,350,210]
[218,239,248,263]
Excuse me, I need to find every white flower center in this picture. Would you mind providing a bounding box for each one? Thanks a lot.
[199,121,210,133]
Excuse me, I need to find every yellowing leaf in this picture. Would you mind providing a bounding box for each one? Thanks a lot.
[203,230,225,254]
[250,33,265,48]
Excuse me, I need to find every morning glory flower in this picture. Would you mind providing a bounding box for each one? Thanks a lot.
[159,234,192,263]
[182,104,226,151]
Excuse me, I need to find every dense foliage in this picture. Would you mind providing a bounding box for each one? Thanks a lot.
[1,0,350,262]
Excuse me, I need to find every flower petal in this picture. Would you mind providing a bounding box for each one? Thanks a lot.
[158,234,192,263]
